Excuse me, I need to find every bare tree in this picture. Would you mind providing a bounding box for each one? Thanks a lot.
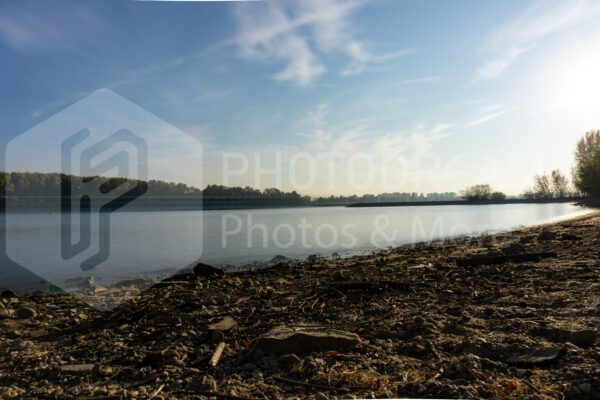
[550,169,569,198]
[532,173,553,198]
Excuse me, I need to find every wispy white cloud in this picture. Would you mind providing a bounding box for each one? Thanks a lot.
[463,110,507,128]
[476,0,600,81]
[397,76,442,85]
[0,4,105,55]
[232,0,410,86]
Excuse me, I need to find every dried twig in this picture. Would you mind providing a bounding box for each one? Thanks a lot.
[210,342,226,368]
[150,383,165,398]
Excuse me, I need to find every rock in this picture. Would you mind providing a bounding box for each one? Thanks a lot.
[278,353,301,368]
[0,290,17,299]
[252,326,360,355]
[163,272,195,282]
[149,311,181,327]
[270,255,290,263]
[193,263,224,278]
[240,362,257,372]
[15,307,37,319]
[537,230,557,241]
[578,382,592,394]
[569,329,597,347]
[560,233,582,241]
[0,320,17,330]
[211,330,225,344]
[500,242,525,255]
[77,277,96,290]
[59,364,96,374]
[208,316,237,332]
[0,387,24,399]
[200,375,217,392]
[251,369,262,379]
[307,254,318,263]
[506,346,565,366]
[519,235,535,244]
[331,270,348,281]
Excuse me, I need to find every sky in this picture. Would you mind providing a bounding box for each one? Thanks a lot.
[2,0,600,196]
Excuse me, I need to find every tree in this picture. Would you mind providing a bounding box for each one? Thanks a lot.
[460,184,492,201]
[532,173,553,198]
[490,191,506,200]
[550,169,569,198]
[573,130,600,196]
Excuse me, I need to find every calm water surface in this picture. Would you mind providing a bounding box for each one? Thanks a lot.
[1,203,591,286]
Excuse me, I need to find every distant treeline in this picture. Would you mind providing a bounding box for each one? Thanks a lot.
[0,172,310,210]
[312,192,458,205]
[1,171,457,211]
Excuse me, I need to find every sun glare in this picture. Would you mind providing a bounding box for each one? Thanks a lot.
[543,41,600,117]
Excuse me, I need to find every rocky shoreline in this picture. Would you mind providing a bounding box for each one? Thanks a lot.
[2,211,600,399]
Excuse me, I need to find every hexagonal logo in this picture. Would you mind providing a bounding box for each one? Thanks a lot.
[4,89,203,309]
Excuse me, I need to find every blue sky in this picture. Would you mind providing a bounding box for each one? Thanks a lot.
[2,0,600,196]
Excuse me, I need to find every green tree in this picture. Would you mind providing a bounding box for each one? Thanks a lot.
[573,130,600,196]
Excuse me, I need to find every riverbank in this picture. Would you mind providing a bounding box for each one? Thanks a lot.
[2,211,600,399]
[347,197,582,207]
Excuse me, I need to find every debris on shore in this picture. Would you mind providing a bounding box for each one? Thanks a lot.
[1,212,600,399]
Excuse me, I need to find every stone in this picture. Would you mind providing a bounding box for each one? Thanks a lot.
[332,270,348,281]
[569,329,597,347]
[252,326,360,355]
[0,320,17,330]
[0,290,17,299]
[200,375,217,392]
[15,307,37,319]
[560,233,582,241]
[208,316,237,332]
[537,230,557,241]
[240,362,257,372]
[278,353,301,368]
[211,330,225,344]
[193,263,224,278]
[506,346,565,366]
[578,382,592,394]
[270,255,290,263]
[500,242,525,255]
[149,311,180,327]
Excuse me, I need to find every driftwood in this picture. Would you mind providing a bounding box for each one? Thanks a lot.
[456,252,557,267]
[149,383,165,398]
[209,342,226,368]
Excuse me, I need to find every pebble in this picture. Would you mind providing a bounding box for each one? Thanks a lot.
[15,307,37,319]
[0,290,17,299]
[278,353,301,368]
[240,362,257,371]
[200,375,217,392]
[578,382,592,394]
